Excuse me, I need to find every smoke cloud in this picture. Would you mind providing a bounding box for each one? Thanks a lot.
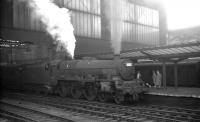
[106,0,123,54]
[23,0,76,58]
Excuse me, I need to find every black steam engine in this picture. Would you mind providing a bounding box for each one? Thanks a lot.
[1,58,147,104]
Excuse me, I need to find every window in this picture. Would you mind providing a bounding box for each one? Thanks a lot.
[121,2,159,46]
[64,0,101,38]
[136,5,159,27]
[13,0,101,38]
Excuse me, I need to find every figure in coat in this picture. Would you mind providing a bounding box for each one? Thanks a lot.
[156,70,162,88]
[152,70,156,87]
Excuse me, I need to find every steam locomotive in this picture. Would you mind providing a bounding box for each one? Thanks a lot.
[1,58,147,104]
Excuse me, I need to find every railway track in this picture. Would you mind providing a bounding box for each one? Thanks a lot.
[60,98,200,122]
[0,109,35,122]
[0,100,75,122]
[3,92,200,122]
[0,99,77,122]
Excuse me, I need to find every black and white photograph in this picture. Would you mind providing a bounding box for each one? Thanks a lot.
[0,0,200,121]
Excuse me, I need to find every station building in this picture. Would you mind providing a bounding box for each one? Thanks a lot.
[1,0,200,98]
[0,0,166,64]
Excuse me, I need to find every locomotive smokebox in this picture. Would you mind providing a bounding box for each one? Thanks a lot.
[114,54,120,60]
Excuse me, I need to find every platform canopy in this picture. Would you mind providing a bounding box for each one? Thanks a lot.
[76,41,200,62]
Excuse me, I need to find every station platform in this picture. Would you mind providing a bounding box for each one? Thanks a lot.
[146,87,200,98]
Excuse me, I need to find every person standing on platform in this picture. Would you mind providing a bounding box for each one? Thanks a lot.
[137,71,141,80]
[137,71,148,87]
[156,70,162,88]
[152,70,156,87]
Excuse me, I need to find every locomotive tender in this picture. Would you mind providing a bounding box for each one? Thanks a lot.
[1,58,147,104]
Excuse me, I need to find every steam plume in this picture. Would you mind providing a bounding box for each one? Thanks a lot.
[107,0,123,54]
[25,0,76,58]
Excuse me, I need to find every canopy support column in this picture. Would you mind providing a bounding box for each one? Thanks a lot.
[162,61,167,88]
[174,62,178,88]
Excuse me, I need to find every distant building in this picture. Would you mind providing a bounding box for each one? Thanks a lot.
[168,26,200,45]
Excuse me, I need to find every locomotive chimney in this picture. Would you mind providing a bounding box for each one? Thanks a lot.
[114,54,120,60]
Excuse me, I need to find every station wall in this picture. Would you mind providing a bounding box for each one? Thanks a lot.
[0,0,165,64]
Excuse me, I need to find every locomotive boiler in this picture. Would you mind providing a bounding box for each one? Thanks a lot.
[46,58,147,104]
[1,58,147,104]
